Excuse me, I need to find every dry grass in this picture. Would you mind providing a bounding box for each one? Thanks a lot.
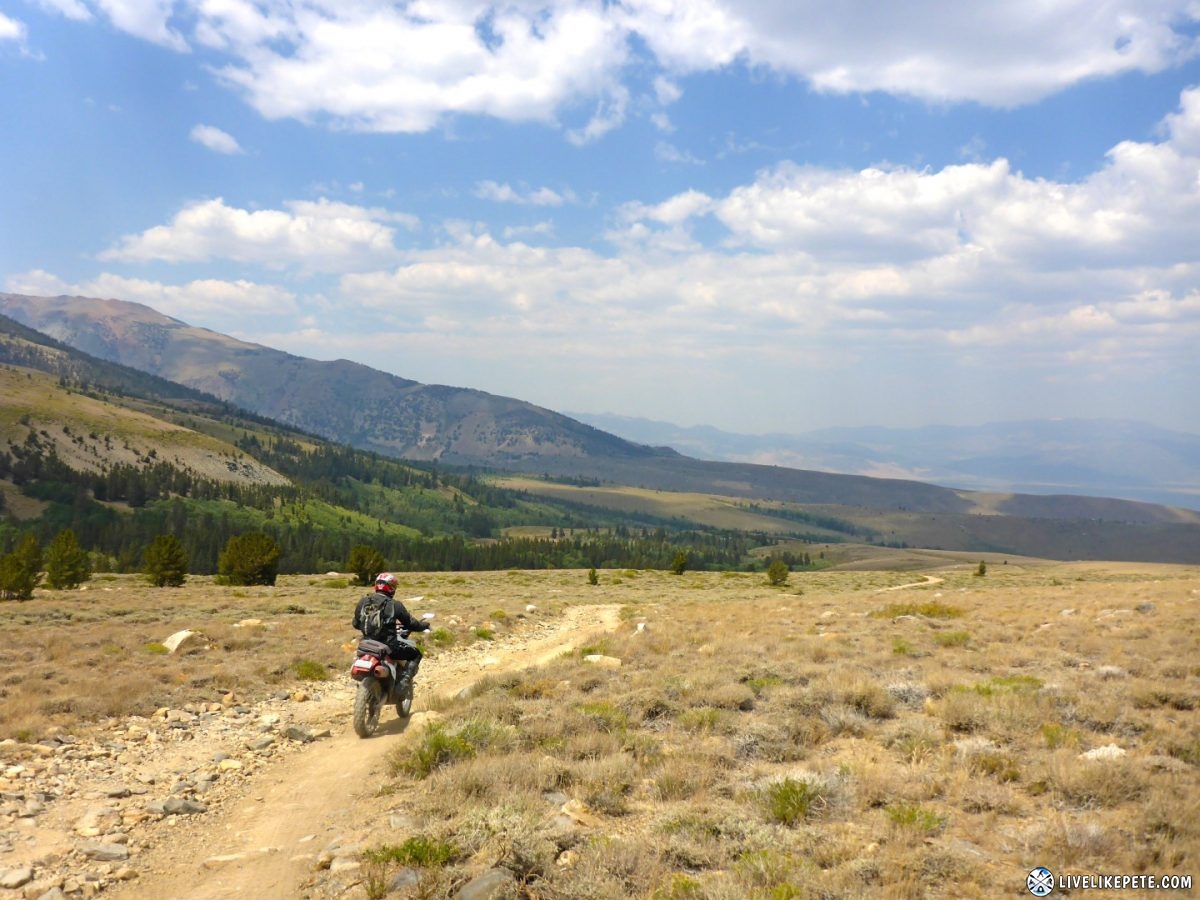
[3,560,1198,898]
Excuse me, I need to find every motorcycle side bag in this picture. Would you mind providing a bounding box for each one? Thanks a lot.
[357,638,391,657]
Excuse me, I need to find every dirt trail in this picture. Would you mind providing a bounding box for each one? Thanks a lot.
[875,574,944,592]
[106,603,623,900]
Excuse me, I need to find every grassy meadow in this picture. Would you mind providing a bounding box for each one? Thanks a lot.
[1,558,1198,898]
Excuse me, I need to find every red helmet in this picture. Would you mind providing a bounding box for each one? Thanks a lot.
[374,572,398,597]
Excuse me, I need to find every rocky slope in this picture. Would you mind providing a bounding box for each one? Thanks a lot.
[0,605,621,900]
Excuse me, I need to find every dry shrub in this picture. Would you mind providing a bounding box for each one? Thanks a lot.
[537,835,670,900]
[453,802,558,880]
[820,703,870,737]
[1134,781,1200,870]
[427,751,568,806]
[1042,752,1148,809]
[936,689,988,733]
[885,719,942,765]
[731,719,817,763]
[572,752,639,816]
[654,804,767,871]
[651,753,718,801]
[1018,815,1114,868]
[837,678,897,719]
[704,682,757,711]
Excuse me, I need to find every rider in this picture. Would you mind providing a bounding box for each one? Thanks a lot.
[352,572,431,688]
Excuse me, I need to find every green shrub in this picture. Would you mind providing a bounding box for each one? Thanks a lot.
[885,802,946,833]
[872,600,963,619]
[970,674,1043,696]
[292,659,329,681]
[363,835,457,868]
[761,776,827,825]
[398,719,511,778]
[934,630,971,647]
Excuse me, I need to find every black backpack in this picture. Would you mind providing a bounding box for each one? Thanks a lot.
[360,595,392,641]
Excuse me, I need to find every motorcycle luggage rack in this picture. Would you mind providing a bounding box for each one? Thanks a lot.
[357,638,391,656]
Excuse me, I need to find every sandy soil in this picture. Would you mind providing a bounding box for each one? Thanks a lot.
[104,603,623,900]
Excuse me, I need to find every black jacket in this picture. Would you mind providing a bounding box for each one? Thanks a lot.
[352,591,429,637]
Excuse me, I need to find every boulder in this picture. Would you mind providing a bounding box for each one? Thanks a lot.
[163,630,208,654]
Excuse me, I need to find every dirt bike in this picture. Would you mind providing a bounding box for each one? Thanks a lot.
[350,612,433,738]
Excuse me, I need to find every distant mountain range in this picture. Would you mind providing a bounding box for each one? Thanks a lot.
[2,292,1198,559]
[568,414,1200,511]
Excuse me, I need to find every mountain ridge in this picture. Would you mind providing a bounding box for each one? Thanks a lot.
[567,412,1200,511]
[2,293,1197,539]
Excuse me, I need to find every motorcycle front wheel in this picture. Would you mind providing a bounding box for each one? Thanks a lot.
[396,681,413,718]
[353,679,383,737]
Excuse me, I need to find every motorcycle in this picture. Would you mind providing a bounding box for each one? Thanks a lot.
[350,608,434,738]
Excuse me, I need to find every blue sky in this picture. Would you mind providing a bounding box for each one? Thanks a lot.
[2,1,1199,436]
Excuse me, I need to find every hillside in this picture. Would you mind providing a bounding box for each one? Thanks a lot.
[2,297,1199,565]
[0,293,666,467]
[5,293,1196,523]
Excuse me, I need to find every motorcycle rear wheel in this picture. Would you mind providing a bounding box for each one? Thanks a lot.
[353,680,383,737]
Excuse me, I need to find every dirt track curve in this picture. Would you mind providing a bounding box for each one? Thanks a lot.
[105,603,623,900]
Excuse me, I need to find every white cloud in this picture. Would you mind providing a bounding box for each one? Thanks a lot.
[565,83,630,145]
[0,12,27,42]
[4,270,297,321]
[324,86,1200,395]
[99,197,418,271]
[654,141,703,165]
[189,123,244,154]
[33,0,92,22]
[475,181,574,206]
[625,0,1200,106]
[208,1,630,134]
[42,1,1200,136]
[94,0,188,51]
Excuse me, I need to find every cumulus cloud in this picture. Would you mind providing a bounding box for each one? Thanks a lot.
[36,2,1200,134]
[328,86,1200,388]
[0,12,27,42]
[94,0,188,51]
[99,197,417,272]
[623,0,1200,106]
[5,269,298,322]
[189,123,244,154]
[51,86,1200,387]
[207,0,630,136]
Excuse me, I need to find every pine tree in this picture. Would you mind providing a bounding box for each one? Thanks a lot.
[144,534,189,587]
[347,544,386,587]
[0,533,43,600]
[218,532,282,586]
[767,558,790,586]
[45,528,91,590]
[670,550,690,575]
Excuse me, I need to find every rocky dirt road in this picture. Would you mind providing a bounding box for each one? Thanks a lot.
[1,604,622,900]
